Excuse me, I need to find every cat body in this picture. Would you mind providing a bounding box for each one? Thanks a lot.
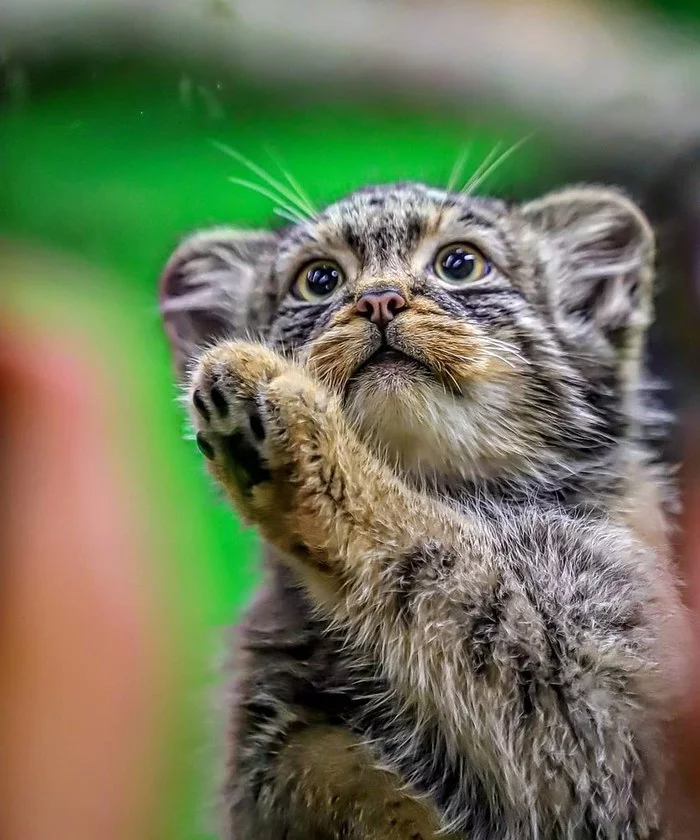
[159,182,689,839]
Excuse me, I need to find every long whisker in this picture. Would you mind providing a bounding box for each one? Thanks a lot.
[461,142,503,195]
[263,146,317,218]
[436,143,472,227]
[442,368,463,395]
[483,336,531,366]
[272,207,306,225]
[228,177,307,224]
[465,134,533,197]
[214,141,311,219]
[446,144,471,195]
[485,350,518,370]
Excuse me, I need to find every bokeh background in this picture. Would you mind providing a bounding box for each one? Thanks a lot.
[2,1,700,838]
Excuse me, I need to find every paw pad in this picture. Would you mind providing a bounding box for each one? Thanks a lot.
[248,405,266,442]
[196,431,215,460]
[190,377,271,491]
[210,385,229,417]
[192,390,210,422]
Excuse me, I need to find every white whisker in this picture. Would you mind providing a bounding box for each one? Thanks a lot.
[272,207,307,225]
[461,142,503,195]
[228,177,307,224]
[485,351,518,370]
[464,134,533,196]
[436,143,472,225]
[214,140,311,219]
[446,144,471,195]
[263,145,317,218]
[484,337,531,366]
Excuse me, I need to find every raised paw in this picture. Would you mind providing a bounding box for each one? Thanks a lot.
[189,341,291,495]
[188,339,359,563]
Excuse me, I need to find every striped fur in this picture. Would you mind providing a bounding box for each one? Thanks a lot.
[160,182,689,839]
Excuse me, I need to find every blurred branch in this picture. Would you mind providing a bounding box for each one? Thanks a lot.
[3,0,700,165]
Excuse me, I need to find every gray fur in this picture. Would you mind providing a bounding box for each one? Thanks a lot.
[159,182,689,839]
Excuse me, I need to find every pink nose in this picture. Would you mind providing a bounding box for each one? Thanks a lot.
[355,290,407,326]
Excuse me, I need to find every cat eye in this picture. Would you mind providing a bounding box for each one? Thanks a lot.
[292,259,346,302]
[433,243,491,286]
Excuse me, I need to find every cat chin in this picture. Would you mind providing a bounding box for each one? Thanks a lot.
[345,375,531,482]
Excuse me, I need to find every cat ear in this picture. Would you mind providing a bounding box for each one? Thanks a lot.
[521,186,655,364]
[158,227,278,379]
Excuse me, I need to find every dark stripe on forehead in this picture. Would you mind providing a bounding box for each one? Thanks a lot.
[457,210,502,230]
[276,224,324,255]
[341,214,425,266]
[405,215,423,249]
[371,224,397,261]
[327,184,508,254]
[342,224,367,263]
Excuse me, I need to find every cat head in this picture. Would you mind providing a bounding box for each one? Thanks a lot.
[160,182,655,491]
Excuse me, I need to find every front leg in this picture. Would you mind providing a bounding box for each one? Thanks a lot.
[188,340,299,549]
[190,340,664,838]
[190,340,459,597]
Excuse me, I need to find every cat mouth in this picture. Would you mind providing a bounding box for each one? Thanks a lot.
[353,347,426,375]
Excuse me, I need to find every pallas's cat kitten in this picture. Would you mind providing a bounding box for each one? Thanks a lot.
[159,181,690,840]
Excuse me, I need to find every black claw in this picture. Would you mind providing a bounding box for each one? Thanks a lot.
[221,432,271,486]
[196,432,215,460]
[192,389,210,422]
[210,385,229,417]
[248,405,266,442]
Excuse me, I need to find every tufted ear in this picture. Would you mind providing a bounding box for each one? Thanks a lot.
[521,186,655,377]
[158,227,278,379]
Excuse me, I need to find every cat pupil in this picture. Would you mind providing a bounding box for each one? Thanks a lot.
[441,248,474,280]
[308,265,339,295]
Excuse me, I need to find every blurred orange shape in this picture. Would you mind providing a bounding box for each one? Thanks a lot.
[0,324,170,840]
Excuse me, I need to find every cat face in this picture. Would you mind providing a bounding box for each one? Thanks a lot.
[160,182,655,487]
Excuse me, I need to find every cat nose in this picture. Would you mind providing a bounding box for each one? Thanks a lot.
[355,290,407,326]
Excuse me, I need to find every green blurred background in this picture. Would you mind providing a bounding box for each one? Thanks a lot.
[2,1,700,834]
[1,58,556,840]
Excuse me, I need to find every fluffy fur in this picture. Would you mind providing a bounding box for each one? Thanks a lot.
[159,182,690,839]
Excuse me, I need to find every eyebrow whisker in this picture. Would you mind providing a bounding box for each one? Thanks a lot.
[214,140,312,219]
[273,207,307,225]
[436,143,472,227]
[464,134,534,197]
[461,142,503,196]
[228,177,308,224]
[263,145,317,218]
